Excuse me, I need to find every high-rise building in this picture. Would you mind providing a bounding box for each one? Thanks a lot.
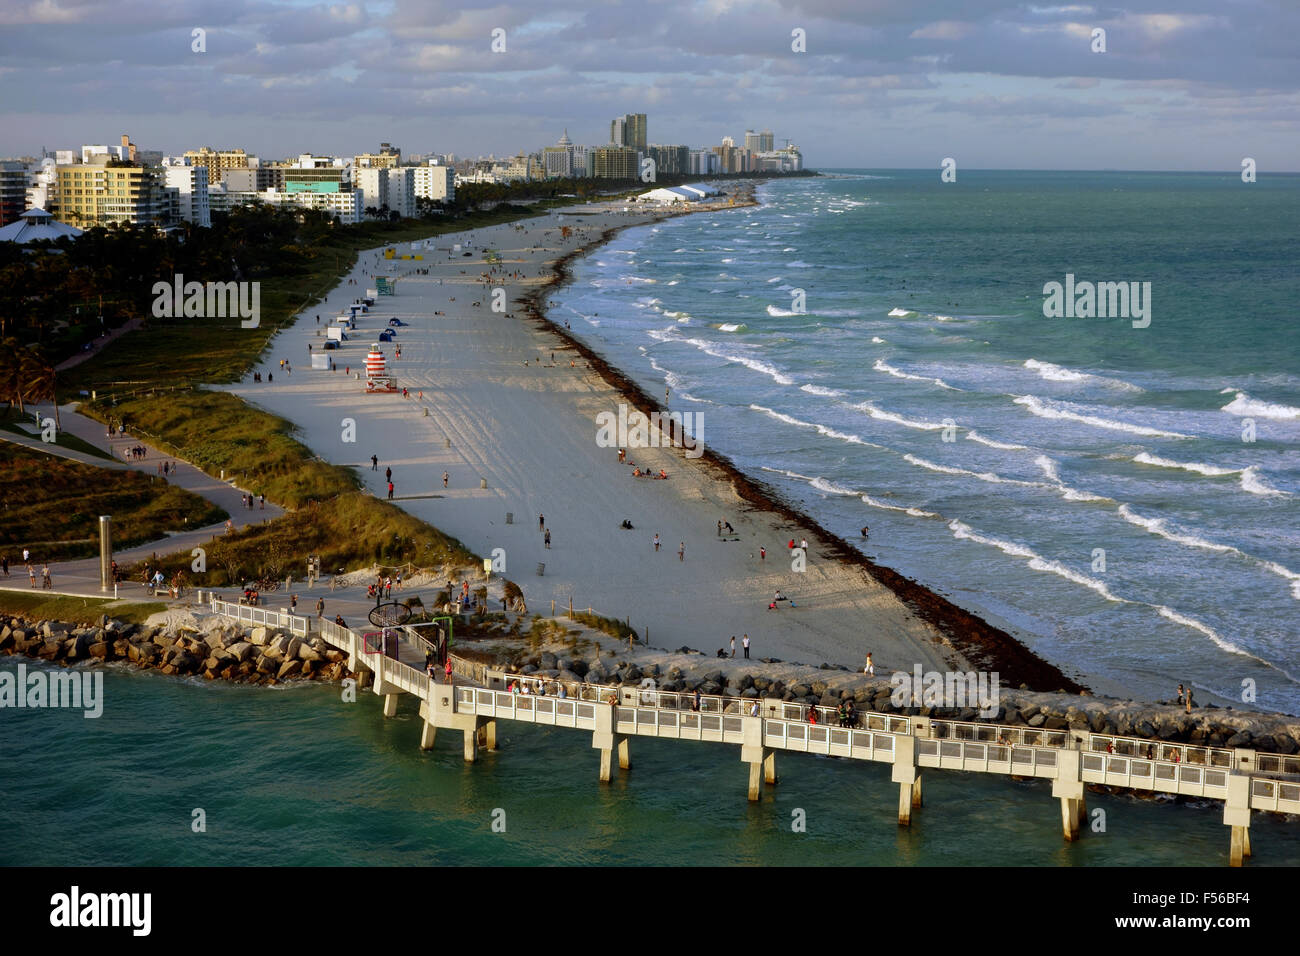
[282,154,346,191]
[648,145,690,177]
[593,146,638,180]
[183,147,251,182]
[413,165,454,204]
[611,113,647,152]
[760,129,775,152]
[354,143,401,169]
[162,159,211,227]
[542,130,574,179]
[55,156,167,227]
[0,161,28,227]
[744,130,762,153]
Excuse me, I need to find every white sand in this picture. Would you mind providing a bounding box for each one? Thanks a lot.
[223,199,962,676]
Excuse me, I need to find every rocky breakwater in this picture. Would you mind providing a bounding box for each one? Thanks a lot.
[504,642,1300,757]
[0,616,353,686]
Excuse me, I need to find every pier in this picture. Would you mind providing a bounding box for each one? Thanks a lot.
[208,598,1300,866]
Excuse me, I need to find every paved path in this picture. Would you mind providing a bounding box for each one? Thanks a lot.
[54,318,144,372]
[3,403,286,598]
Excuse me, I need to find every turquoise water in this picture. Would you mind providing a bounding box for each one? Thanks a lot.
[554,170,1300,711]
[3,659,1298,866]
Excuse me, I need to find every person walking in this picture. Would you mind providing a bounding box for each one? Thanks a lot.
[259,493,265,510]
[290,594,298,612]
[729,635,736,658]
[678,541,685,561]
[544,529,551,549]
[387,481,394,499]
[22,548,29,563]
[653,533,660,552]
[316,597,325,618]
[371,455,378,471]
[41,564,52,589]
[759,546,766,562]
[442,471,449,488]
[864,652,874,676]
[538,513,545,531]
[385,467,392,483]
[28,564,37,588]
[742,634,750,659]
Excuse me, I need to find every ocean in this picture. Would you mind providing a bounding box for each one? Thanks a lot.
[554,170,1300,713]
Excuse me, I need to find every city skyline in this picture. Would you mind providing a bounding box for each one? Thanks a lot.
[1,0,1296,172]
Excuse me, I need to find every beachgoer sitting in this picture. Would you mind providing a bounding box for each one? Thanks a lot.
[768,601,777,610]
[775,589,786,601]
[658,469,668,479]
[633,468,641,477]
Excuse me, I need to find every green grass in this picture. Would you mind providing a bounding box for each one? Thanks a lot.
[0,442,226,561]
[0,408,115,461]
[0,591,165,626]
[125,492,478,587]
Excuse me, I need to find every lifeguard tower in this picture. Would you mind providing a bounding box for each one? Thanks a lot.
[364,344,398,393]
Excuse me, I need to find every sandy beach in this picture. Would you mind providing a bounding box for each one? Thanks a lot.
[223,195,1052,683]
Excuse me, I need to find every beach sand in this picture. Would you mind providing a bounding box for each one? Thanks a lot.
[224,197,1055,683]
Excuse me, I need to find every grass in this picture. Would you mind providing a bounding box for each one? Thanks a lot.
[125,493,478,588]
[0,591,165,626]
[571,609,638,642]
[0,442,226,561]
[0,408,115,461]
[76,390,353,508]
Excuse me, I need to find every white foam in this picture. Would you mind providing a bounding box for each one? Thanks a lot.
[1221,391,1300,420]
[905,454,1047,488]
[855,402,947,431]
[717,323,745,333]
[888,307,913,317]
[809,477,857,496]
[749,404,885,449]
[966,430,1028,451]
[1240,467,1286,496]
[1118,505,1237,554]
[766,276,783,284]
[1132,452,1240,477]
[872,358,958,390]
[1024,359,1142,391]
[1014,395,1191,439]
[682,337,794,385]
[766,305,800,317]
[870,336,886,344]
[800,384,845,398]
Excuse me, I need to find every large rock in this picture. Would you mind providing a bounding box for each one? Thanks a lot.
[277,659,303,680]
[87,642,110,659]
[1226,730,1253,747]
[248,626,270,647]
[227,641,255,663]
[42,622,69,640]
[296,643,322,662]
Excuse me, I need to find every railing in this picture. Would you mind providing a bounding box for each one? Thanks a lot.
[1255,754,1300,778]
[210,597,309,637]
[1081,751,1232,796]
[921,737,1058,776]
[931,718,1070,750]
[1084,733,1233,770]
[1249,778,1300,814]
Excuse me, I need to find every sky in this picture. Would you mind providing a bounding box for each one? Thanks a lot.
[1,0,1297,170]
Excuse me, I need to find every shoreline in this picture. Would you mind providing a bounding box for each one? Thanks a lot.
[518,201,1085,695]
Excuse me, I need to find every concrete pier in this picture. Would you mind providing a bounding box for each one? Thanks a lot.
[1224,775,1253,866]
[1052,750,1086,841]
[893,736,919,826]
[592,703,626,783]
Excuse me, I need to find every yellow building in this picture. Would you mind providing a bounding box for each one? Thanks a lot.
[55,158,167,227]
[183,147,250,181]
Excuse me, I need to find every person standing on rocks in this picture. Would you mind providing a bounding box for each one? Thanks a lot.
[729,635,736,658]
[385,467,392,483]
[864,652,874,676]
[743,634,750,659]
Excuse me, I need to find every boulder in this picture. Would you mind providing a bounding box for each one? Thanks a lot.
[811,680,828,697]
[296,643,322,663]
[569,659,589,677]
[324,649,346,664]
[277,659,303,680]
[248,626,270,647]
[1027,713,1047,727]
[65,633,90,660]
[88,642,110,660]
[1274,733,1298,755]
[622,664,642,682]
[42,622,69,640]
[790,683,811,699]
[1134,719,1157,738]
[1044,715,1069,730]
[227,642,255,663]
[255,655,277,675]
[539,652,558,670]
[1225,730,1253,747]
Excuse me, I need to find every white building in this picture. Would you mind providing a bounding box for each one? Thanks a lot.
[385,167,416,219]
[413,164,454,204]
[162,158,211,227]
[258,187,359,224]
[25,158,58,212]
[689,149,721,175]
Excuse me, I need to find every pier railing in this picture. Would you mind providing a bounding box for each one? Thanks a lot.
[209,597,309,637]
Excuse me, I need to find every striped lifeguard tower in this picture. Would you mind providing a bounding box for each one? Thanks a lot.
[364,344,398,393]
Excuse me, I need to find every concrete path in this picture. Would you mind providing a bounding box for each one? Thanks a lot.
[54,318,144,372]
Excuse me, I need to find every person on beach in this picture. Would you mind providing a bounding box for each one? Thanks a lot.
[864,652,874,676]
[743,634,750,659]
[387,481,394,499]
[544,529,551,549]
[28,564,37,588]
[678,542,685,561]
[372,455,378,471]
[385,467,392,482]
[729,636,736,658]
[442,471,449,488]
[653,534,660,551]
[861,525,869,537]
[316,598,325,618]
[760,546,766,562]
[259,494,265,510]
[1176,684,1185,706]
[1,556,7,578]
[538,514,545,531]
